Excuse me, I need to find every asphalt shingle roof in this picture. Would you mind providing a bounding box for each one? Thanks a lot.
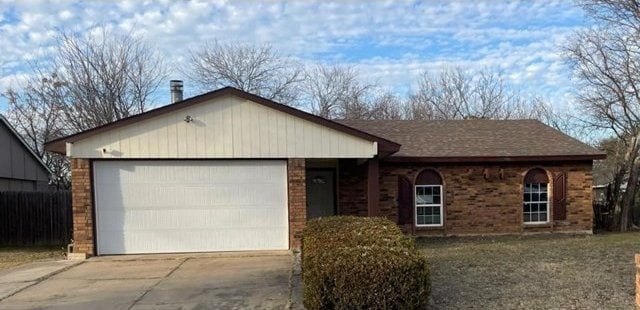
[337,119,604,158]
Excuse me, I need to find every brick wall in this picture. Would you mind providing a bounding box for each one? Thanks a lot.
[339,161,593,235]
[548,163,593,233]
[338,159,368,216]
[288,159,306,250]
[636,254,640,308]
[71,158,94,255]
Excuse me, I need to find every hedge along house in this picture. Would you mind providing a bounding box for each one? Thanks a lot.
[45,85,605,256]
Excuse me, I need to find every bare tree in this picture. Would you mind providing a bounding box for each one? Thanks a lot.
[187,41,304,105]
[408,68,471,119]
[4,71,70,188]
[304,64,376,119]
[580,0,640,32]
[595,137,628,227]
[369,91,405,120]
[56,29,167,132]
[565,0,640,231]
[3,29,167,186]
[407,67,550,120]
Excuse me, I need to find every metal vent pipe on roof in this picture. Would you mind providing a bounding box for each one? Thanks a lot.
[170,80,183,103]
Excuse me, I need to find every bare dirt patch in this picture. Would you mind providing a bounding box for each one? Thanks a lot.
[0,247,65,271]
[419,233,640,309]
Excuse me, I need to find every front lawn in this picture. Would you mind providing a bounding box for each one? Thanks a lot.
[0,246,65,271]
[419,232,640,309]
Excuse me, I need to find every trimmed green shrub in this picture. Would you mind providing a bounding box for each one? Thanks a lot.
[302,216,430,309]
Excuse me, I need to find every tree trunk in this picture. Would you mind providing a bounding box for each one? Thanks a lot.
[610,160,628,230]
[620,159,640,232]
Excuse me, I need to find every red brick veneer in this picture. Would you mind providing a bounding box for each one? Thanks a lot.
[339,161,593,235]
[288,159,307,250]
[71,158,94,255]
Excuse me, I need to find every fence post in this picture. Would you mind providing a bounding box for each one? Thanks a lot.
[636,254,640,309]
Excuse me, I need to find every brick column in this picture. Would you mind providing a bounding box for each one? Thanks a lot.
[636,254,640,308]
[288,159,306,250]
[71,158,94,256]
[367,158,380,216]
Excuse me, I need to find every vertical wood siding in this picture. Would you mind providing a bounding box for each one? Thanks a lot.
[70,95,377,158]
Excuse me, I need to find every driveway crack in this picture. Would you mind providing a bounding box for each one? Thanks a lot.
[0,261,85,302]
[127,258,188,310]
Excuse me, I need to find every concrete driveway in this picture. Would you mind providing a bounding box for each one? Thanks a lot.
[0,252,295,310]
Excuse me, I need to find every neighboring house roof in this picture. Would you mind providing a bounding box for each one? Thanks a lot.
[338,119,606,162]
[0,114,53,177]
[44,87,401,155]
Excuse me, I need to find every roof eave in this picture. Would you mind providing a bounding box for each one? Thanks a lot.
[384,154,607,163]
[46,141,66,154]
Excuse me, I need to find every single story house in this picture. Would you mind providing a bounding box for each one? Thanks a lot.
[45,86,605,256]
[0,115,52,191]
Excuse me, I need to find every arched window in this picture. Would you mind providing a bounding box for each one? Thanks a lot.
[523,168,549,224]
[415,169,443,227]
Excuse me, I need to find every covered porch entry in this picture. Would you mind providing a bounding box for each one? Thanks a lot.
[304,158,381,221]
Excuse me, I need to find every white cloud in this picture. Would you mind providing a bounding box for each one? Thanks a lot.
[0,0,588,111]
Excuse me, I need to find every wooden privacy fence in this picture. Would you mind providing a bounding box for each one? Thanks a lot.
[0,191,72,246]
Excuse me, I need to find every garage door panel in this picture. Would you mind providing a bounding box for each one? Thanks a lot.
[104,182,286,209]
[94,160,288,255]
[101,228,288,254]
[101,207,287,230]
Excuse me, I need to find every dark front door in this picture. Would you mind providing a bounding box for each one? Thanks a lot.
[306,169,336,219]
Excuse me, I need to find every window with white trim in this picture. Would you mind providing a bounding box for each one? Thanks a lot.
[415,169,443,227]
[415,185,443,226]
[523,169,549,224]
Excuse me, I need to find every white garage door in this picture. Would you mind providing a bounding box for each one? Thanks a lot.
[93,160,288,255]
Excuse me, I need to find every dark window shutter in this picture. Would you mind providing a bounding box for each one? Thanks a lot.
[553,172,567,221]
[397,175,413,225]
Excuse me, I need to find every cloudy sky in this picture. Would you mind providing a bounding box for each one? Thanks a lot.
[0,0,587,112]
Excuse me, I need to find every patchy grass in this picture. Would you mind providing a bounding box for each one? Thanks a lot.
[0,246,65,271]
[418,233,640,309]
